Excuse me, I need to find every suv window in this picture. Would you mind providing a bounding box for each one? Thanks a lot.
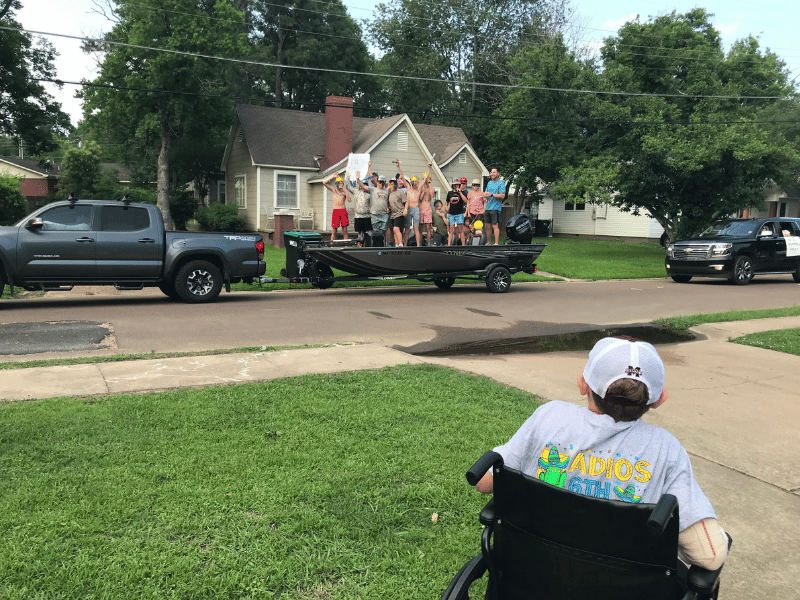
[758,222,776,237]
[698,221,756,237]
[779,221,800,237]
[99,206,151,232]
[40,205,93,231]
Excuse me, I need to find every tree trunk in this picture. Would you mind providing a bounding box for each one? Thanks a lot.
[157,129,174,231]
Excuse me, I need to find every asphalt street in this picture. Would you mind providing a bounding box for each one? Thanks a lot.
[1,275,799,356]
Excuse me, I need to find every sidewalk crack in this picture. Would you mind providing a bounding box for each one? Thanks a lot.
[688,451,794,494]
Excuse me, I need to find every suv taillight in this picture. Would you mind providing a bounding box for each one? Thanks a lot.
[255,240,265,261]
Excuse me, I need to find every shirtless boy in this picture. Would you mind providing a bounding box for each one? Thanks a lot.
[322,172,352,241]
[396,159,432,247]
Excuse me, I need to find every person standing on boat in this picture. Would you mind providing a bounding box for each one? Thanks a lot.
[362,174,390,246]
[396,159,432,247]
[432,199,449,246]
[445,177,467,246]
[387,177,407,247]
[466,178,486,236]
[418,168,434,245]
[323,172,352,242]
[344,169,372,241]
[483,168,505,245]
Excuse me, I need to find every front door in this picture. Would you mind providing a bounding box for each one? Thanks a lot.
[16,204,97,279]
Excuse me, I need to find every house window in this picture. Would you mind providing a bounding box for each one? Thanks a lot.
[218,180,226,204]
[779,202,787,217]
[565,202,586,211]
[234,175,246,209]
[275,171,298,209]
[459,152,466,164]
[397,131,408,151]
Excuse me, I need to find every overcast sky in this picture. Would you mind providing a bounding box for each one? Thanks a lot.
[14,0,800,128]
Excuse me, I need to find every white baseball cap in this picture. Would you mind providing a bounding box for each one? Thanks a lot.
[583,337,665,405]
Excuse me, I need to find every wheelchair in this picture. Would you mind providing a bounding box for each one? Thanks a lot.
[442,451,732,600]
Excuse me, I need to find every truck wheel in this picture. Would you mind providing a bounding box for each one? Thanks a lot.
[486,265,512,293]
[670,275,692,283]
[311,263,334,290]
[434,277,455,290]
[730,256,753,285]
[158,282,181,301]
[174,260,223,302]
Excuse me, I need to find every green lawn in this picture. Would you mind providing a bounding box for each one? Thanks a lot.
[530,237,667,279]
[0,365,540,599]
[654,306,800,331]
[731,327,800,356]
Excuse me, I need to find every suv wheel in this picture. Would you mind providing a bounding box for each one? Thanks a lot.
[793,260,800,283]
[731,256,754,285]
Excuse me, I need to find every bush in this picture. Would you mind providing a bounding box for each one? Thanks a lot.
[0,174,27,225]
[195,202,245,232]
[169,190,199,230]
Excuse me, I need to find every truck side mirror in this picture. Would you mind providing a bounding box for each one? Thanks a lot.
[25,218,44,231]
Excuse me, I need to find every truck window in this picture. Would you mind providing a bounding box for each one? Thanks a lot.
[99,206,151,232]
[40,205,93,231]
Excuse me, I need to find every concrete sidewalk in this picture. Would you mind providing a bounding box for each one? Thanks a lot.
[2,318,800,598]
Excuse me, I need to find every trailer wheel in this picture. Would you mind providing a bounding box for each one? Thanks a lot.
[174,260,223,303]
[486,265,512,293]
[434,277,455,290]
[312,263,335,289]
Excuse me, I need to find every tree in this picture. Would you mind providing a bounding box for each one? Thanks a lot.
[485,35,600,214]
[0,173,26,225]
[247,0,381,113]
[368,0,564,134]
[550,9,800,241]
[81,0,248,229]
[0,1,71,155]
[57,141,103,198]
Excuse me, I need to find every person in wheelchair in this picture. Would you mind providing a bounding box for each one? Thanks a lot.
[474,336,728,572]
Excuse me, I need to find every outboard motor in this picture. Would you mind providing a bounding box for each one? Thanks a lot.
[505,214,534,244]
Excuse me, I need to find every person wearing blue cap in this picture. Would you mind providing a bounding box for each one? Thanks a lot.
[475,336,728,572]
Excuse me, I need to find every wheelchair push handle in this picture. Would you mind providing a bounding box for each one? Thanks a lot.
[466,451,504,486]
[647,493,678,536]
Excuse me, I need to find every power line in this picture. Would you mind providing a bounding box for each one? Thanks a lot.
[5,25,785,101]
[34,78,800,127]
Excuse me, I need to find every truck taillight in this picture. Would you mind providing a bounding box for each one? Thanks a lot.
[256,240,265,260]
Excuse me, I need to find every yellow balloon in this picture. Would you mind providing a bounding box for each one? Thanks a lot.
[474,220,484,230]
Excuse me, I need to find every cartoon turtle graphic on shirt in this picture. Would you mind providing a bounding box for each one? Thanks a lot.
[537,445,570,488]
[613,483,642,503]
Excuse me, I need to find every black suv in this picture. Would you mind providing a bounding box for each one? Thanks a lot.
[665,218,800,285]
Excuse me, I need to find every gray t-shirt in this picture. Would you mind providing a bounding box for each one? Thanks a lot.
[345,180,371,218]
[494,401,715,531]
[369,187,390,216]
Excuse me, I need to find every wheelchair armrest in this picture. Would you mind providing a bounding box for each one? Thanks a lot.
[466,451,503,486]
[647,493,678,536]
[479,497,496,526]
[686,533,732,597]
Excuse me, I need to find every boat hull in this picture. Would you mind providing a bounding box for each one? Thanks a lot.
[303,244,546,277]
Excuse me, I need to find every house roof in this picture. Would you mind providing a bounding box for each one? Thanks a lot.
[231,104,480,174]
[0,157,60,177]
[413,123,475,166]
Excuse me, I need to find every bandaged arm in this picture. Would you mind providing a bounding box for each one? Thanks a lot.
[678,518,728,570]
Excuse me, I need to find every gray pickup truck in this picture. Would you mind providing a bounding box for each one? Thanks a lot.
[0,198,266,303]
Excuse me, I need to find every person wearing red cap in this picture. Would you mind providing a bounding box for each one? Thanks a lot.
[475,336,728,574]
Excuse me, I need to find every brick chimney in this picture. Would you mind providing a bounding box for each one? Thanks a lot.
[320,96,353,171]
